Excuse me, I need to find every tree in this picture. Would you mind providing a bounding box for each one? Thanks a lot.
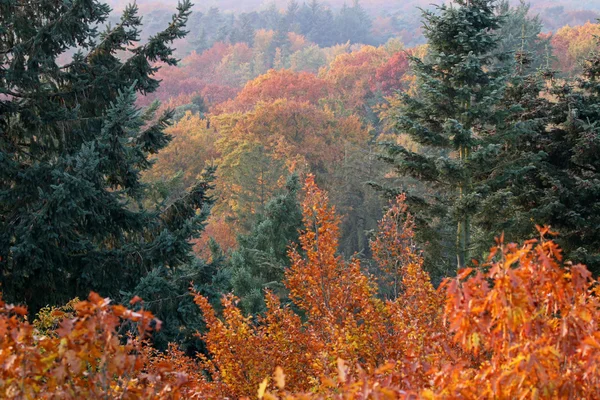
[128,236,230,354]
[297,0,337,47]
[217,68,331,113]
[0,292,205,398]
[228,175,303,315]
[0,0,210,313]
[495,0,550,72]
[473,35,600,273]
[322,45,388,116]
[194,176,451,398]
[335,0,373,45]
[289,44,327,73]
[551,22,600,76]
[377,0,509,269]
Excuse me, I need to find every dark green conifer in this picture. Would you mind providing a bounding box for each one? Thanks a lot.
[228,175,302,315]
[474,33,600,272]
[0,0,214,312]
[376,0,509,269]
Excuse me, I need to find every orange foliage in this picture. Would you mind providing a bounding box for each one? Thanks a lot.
[0,293,196,399]
[193,214,238,260]
[4,181,600,399]
[216,69,332,113]
[431,228,600,398]
[193,178,449,398]
[322,45,388,109]
[288,32,309,53]
[194,180,600,399]
[551,22,600,75]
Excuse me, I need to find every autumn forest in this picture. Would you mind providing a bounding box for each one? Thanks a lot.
[2,0,600,398]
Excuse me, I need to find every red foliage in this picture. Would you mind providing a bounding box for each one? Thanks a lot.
[375,51,411,96]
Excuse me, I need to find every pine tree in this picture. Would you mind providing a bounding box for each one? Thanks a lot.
[128,236,230,354]
[0,0,211,313]
[377,0,509,269]
[228,175,302,315]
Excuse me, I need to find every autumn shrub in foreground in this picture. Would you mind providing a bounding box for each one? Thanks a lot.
[195,177,600,399]
[0,293,198,399]
[193,177,454,398]
[2,177,600,399]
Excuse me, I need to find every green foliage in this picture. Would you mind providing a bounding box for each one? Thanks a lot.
[496,0,551,72]
[290,44,327,73]
[335,0,372,45]
[376,0,510,271]
[473,36,600,273]
[127,247,230,354]
[228,175,303,315]
[172,95,208,121]
[0,0,211,314]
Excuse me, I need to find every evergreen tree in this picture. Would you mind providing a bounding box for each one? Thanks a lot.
[376,0,510,270]
[335,0,372,45]
[0,0,211,313]
[297,0,337,47]
[228,175,302,315]
[128,236,230,354]
[230,13,257,46]
[495,0,549,72]
[286,0,301,33]
[261,2,283,31]
[473,35,600,273]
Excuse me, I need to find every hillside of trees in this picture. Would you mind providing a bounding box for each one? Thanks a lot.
[2,0,600,398]
[115,0,600,51]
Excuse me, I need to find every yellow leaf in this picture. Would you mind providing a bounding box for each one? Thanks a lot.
[258,378,268,399]
[274,366,285,389]
[337,358,347,383]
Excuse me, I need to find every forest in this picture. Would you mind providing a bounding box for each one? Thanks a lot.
[1,0,600,398]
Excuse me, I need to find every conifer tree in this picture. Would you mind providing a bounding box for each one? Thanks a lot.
[473,33,600,273]
[0,0,211,312]
[495,0,549,72]
[377,0,509,269]
[228,175,303,315]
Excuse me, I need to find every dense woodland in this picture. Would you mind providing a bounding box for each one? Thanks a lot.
[1,0,600,398]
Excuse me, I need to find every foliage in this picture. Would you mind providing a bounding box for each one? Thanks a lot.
[322,45,389,112]
[2,179,600,399]
[0,292,197,398]
[143,113,218,190]
[193,176,450,398]
[216,69,332,113]
[213,98,368,232]
[427,227,600,398]
[33,298,81,337]
[228,175,303,315]
[472,25,600,273]
[0,0,217,313]
[290,44,328,73]
[376,0,511,271]
[551,22,600,75]
[495,0,550,72]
